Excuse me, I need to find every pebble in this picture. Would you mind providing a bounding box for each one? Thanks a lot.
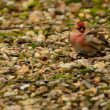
[34,52,41,58]
[20,84,30,90]
[34,86,48,95]
[82,107,89,110]
[59,62,77,69]
[17,64,29,75]
[91,94,105,101]
[93,62,106,72]
[17,36,31,44]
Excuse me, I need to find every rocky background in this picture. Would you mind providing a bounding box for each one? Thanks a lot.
[0,0,110,110]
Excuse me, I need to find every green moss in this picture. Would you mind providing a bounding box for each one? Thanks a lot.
[19,52,26,59]
[0,31,24,38]
[65,19,74,28]
[50,74,73,80]
[44,28,53,36]
[93,0,103,4]
[79,68,93,74]
[64,0,81,4]
[31,42,37,49]
[91,7,98,15]
[19,12,29,19]
[25,0,41,10]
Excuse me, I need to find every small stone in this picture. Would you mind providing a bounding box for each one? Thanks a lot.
[94,77,101,83]
[4,105,21,110]
[54,49,63,54]
[69,3,82,13]
[8,49,19,57]
[34,52,41,58]
[99,19,107,24]
[29,11,42,23]
[93,62,106,72]
[4,89,18,97]
[17,36,31,44]
[55,41,66,46]
[82,107,89,110]
[59,62,77,69]
[40,50,49,55]
[83,80,93,89]
[0,77,7,83]
[35,86,48,95]
[0,67,10,74]
[102,54,110,61]
[7,75,15,80]
[35,35,45,43]
[17,65,29,74]
[3,37,13,44]
[36,80,46,86]
[47,80,61,87]
[20,84,30,90]
[6,0,14,6]
[40,49,50,60]
[48,35,58,41]
[26,31,36,36]
[97,10,106,17]
[85,13,92,19]
[76,59,91,67]
[2,53,9,60]
[61,95,70,101]
[74,81,82,88]
[90,87,97,94]
[34,63,42,68]
[83,9,91,13]
[91,94,105,101]
[79,13,85,18]
[33,31,45,43]
[11,57,18,61]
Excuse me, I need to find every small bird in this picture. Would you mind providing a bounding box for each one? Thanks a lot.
[69,21,110,56]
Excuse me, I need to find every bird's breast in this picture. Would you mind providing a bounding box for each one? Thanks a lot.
[70,33,96,53]
[71,34,85,47]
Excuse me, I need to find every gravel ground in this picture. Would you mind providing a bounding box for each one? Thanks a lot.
[0,0,110,110]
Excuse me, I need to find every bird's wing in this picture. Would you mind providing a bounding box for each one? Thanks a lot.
[86,29,109,41]
[85,30,110,49]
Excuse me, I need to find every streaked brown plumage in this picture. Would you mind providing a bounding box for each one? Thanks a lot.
[69,21,110,56]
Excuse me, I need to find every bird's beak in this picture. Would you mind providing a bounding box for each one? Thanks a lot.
[80,27,85,33]
[77,27,85,33]
[80,28,84,32]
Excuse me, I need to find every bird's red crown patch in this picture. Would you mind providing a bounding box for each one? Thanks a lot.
[77,21,85,28]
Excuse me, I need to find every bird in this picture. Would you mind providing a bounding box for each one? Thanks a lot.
[68,21,110,56]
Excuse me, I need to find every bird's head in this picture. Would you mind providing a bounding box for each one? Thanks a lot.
[76,21,86,33]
